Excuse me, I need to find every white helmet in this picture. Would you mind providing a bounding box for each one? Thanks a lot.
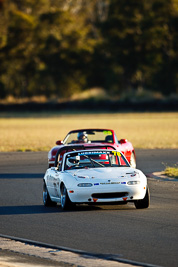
[67,155,80,168]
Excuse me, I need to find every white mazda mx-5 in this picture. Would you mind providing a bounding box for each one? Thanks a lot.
[43,149,150,210]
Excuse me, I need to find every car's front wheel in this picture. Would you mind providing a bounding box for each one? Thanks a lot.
[43,181,57,206]
[60,184,74,210]
[134,187,150,209]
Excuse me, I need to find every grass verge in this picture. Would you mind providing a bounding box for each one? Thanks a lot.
[0,112,178,152]
[164,165,178,179]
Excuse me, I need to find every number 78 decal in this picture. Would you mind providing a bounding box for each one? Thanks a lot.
[112,151,121,156]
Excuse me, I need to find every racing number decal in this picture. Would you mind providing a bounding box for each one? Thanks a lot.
[103,130,112,135]
[112,151,121,157]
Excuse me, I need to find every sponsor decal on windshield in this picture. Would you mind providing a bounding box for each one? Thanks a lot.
[78,151,109,156]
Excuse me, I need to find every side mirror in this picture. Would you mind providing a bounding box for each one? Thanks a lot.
[56,140,63,145]
[119,138,127,144]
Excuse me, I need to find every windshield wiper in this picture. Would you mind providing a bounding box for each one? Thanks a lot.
[83,155,104,167]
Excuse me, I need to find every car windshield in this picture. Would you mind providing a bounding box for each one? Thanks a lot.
[64,150,129,170]
[63,130,113,144]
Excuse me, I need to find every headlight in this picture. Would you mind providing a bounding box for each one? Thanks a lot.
[127,181,140,185]
[77,183,93,187]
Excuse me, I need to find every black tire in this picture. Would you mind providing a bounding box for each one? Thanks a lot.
[43,181,57,206]
[130,152,136,168]
[60,184,73,210]
[134,187,150,209]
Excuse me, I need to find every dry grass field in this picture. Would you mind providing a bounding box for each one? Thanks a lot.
[0,112,178,152]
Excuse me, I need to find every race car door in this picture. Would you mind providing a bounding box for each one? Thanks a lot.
[47,168,61,199]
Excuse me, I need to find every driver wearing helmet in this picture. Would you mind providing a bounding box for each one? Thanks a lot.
[66,155,80,169]
[77,132,88,143]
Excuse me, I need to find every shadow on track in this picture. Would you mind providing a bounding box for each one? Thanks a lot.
[0,173,44,179]
[0,205,58,215]
[45,205,135,213]
[0,203,135,215]
[0,204,103,215]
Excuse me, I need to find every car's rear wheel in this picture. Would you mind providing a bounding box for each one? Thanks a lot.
[134,187,150,209]
[60,184,73,210]
[43,181,57,206]
[130,152,136,168]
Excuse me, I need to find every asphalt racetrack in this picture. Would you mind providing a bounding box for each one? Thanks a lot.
[0,149,178,267]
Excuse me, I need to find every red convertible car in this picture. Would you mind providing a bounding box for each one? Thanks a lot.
[48,129,136,168]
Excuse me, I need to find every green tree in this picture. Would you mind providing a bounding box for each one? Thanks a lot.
[0,0,178,99]
[94,0,178,95]
[0,0,98,98]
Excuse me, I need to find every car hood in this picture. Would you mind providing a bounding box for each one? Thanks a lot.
[67,167,141,181]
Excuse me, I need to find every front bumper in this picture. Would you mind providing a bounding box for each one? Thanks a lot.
[67,184,146,204]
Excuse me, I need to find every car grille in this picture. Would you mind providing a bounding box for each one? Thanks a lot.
[91,192,128,199]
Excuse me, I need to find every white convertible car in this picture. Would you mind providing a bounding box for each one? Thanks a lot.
[43,149,150,210]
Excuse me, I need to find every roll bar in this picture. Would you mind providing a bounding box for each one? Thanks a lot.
[54,144,116,167]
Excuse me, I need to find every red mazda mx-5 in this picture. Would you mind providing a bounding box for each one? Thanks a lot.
[48,129,136,168]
